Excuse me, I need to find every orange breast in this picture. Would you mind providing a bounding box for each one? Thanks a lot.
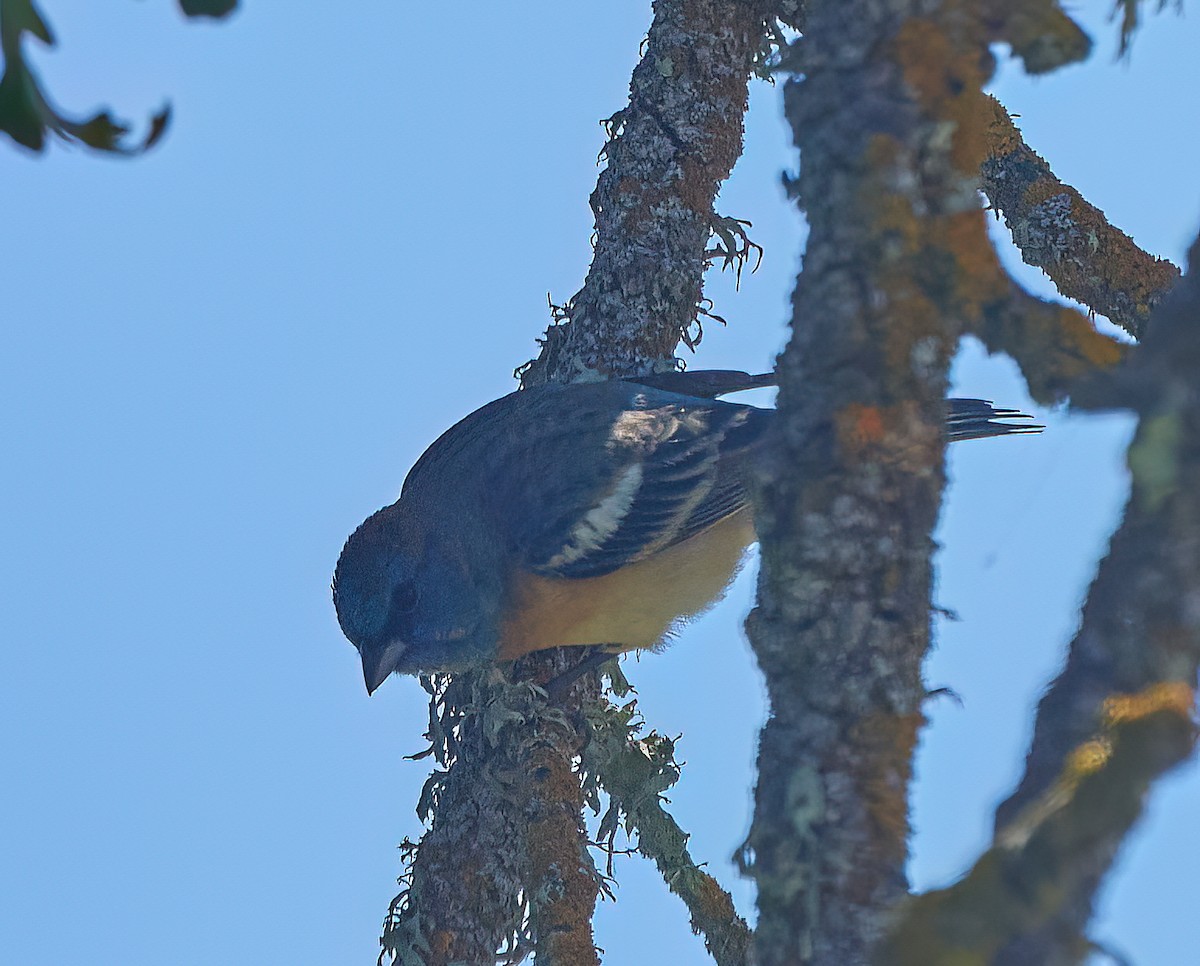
[497,509,756,660]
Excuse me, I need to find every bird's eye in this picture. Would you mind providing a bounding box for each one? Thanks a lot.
[390,582,418,616]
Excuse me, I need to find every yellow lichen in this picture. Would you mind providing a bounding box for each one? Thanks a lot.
[1064,738,1112,779]
[1104,681,1196,725]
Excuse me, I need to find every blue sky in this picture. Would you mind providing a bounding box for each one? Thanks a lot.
[3,3,1198,963]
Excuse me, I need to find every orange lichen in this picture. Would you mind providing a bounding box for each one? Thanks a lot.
[693,872,741,923]
[985,0,1092,74]
[880,289,942,375]
[836,404,889,451]
[941,209,1009,307]
[861,133,1008,347]
[868,191,924,257]
[1018,176,1078,215]
[426,930,456,966]
[893,19,955,105]
[677,156,722,215]
[891,17,990,174]
[524,742,601,964]
[983,95,1024,157]
[850,712,924,867]
[1059,307,1125,369]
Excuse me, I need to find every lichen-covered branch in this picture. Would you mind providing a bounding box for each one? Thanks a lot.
[884,235,1200,965]
[749,10,982,965]
[976,285,1127,405]
[583,692,752,966]
[521,667,603,966]
[507,0,773,959]
[882,685,1193,966]
[519,0,771,386]
[379,669,589,966]
[979,0,1091,74]
[746,3,1091,964]
[981,95,1180,339]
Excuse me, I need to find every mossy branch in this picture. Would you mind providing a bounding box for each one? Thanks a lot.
[583,689,752,966]
[883,684,1195,965]
[518,0,771,386]
[975,285,1127,405]
[888,244,1200,962]
[981,95,1180,339]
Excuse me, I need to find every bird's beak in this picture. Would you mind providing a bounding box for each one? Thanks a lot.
[361,642,404,695]
[363,658,388,695]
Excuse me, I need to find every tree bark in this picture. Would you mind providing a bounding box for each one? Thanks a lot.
[520,0,772,387]
[746,3,1090,963]
[981,95,1180,339]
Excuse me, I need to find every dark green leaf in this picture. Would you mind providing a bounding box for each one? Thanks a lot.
[1111,0,1182,56]
[1,0,225,155]
[1,0,56,47]
[178,0,238,19]
[62,110,130,150]
[144,104,171,148]
[0,60,46,149]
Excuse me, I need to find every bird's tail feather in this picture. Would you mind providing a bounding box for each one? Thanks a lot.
[945,398,1043,441]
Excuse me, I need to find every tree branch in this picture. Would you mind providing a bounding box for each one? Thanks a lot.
[381,658,608,966]
[979,0,1091,75]
[750,11,980,965]
[380,672,543,965]
[882,686,1193,966]
[521,662,603,966]
[513,0,770,959]
[519,0,772,386]
[884,234,1200,965]
[981,95,1180,339]
[584,691,752,966]
[975,284,1127,405]
[747,3,1093,963]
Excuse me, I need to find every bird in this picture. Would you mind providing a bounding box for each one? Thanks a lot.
[333,370,1041,694]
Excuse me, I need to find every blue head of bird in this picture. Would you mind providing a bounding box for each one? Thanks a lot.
[333,504,497,691]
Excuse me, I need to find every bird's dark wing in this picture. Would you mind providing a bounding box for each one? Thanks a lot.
[410,380,1039,587]
[513,385,768,580]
